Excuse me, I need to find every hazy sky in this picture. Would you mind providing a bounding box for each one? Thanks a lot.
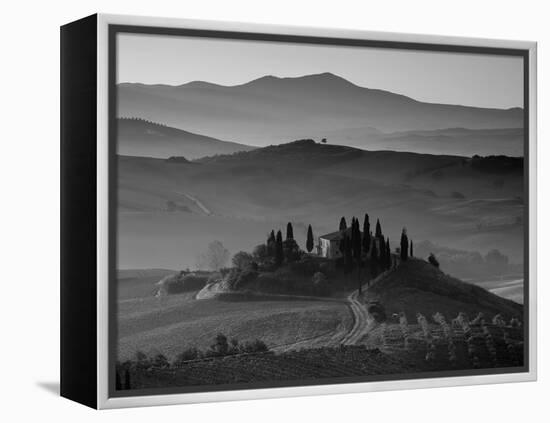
[117,33,523,109]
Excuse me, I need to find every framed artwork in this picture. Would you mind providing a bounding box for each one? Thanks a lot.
[60,14,537,409]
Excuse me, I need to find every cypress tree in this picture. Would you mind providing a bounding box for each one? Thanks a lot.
[267,230,276,256]
[375,219,382,239]
[410,239,414,257]
[306,224,314,253]
[275,230,284,266]
[351,218,362,261]
[386,237,391,270]
[286,222,294,240]
[124,369,131,390]
[362,213,371,254]
[371,238,378,275]
[400,228,409,261]
[344,235,353,274]
[339,216,347,231]
[379,237,386,269]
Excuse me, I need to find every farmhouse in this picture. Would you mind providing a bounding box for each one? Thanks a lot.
[317,228,389,260]
[317,228,354,258]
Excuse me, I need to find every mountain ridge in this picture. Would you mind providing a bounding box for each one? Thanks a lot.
[118,72,524,150]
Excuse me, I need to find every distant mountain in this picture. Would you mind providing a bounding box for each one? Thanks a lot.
[118,73,523,150]
[117,118,254,159]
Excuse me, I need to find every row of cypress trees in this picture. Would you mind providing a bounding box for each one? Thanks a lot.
[338,213,413,272]
[263,214,412,270]
[266,222,314,266]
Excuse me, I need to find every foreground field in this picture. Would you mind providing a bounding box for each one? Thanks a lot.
[117,293,352,360]
[120,319,523,390]
[116,259,524,392]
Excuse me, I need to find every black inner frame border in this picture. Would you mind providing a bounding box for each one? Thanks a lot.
[108,23,530,399]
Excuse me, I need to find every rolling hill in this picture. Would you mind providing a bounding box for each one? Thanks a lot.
[117,118,254,159]
[116,139,524,270]
[365,259,522,319]
[118,73,523,153]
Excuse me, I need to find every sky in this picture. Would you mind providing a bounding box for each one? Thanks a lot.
[117,33,524,109]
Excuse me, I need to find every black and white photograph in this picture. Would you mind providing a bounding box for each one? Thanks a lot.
[112,27,529,395]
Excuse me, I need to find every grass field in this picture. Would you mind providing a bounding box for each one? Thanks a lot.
[117,292,352,360]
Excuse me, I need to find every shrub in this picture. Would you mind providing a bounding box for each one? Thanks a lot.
[225,268,259,290]
[152,353,170,369]
[159,271,210,294]
[135,351,151,370]
[252,244,269,259]
[173,347,201,365]
[232,251,254,269]
[229,338,240,354]
[492,314,506,326]
[240,339,269,353]
[206,333,229,357]
[428,253,440,268]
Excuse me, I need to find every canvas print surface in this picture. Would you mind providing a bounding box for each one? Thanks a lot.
[113,31,527,394]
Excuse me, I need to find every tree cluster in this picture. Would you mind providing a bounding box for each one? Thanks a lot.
[336,214,400,278]
[264,222,305,267]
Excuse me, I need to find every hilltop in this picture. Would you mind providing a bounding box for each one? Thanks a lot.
[364,259,522,320]
[195,138,523,199]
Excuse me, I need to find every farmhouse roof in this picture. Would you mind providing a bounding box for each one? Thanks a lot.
[319,227,360,241]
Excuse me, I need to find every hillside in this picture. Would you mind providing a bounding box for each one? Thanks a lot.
[196,139,524,199]
[364,259,523,320]
[117,118,254,159]
[117,139,524,270]
[118,73,523,152]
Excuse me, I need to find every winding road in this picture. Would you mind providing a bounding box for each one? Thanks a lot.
[271,285,375,352]
[340,289,374,345]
